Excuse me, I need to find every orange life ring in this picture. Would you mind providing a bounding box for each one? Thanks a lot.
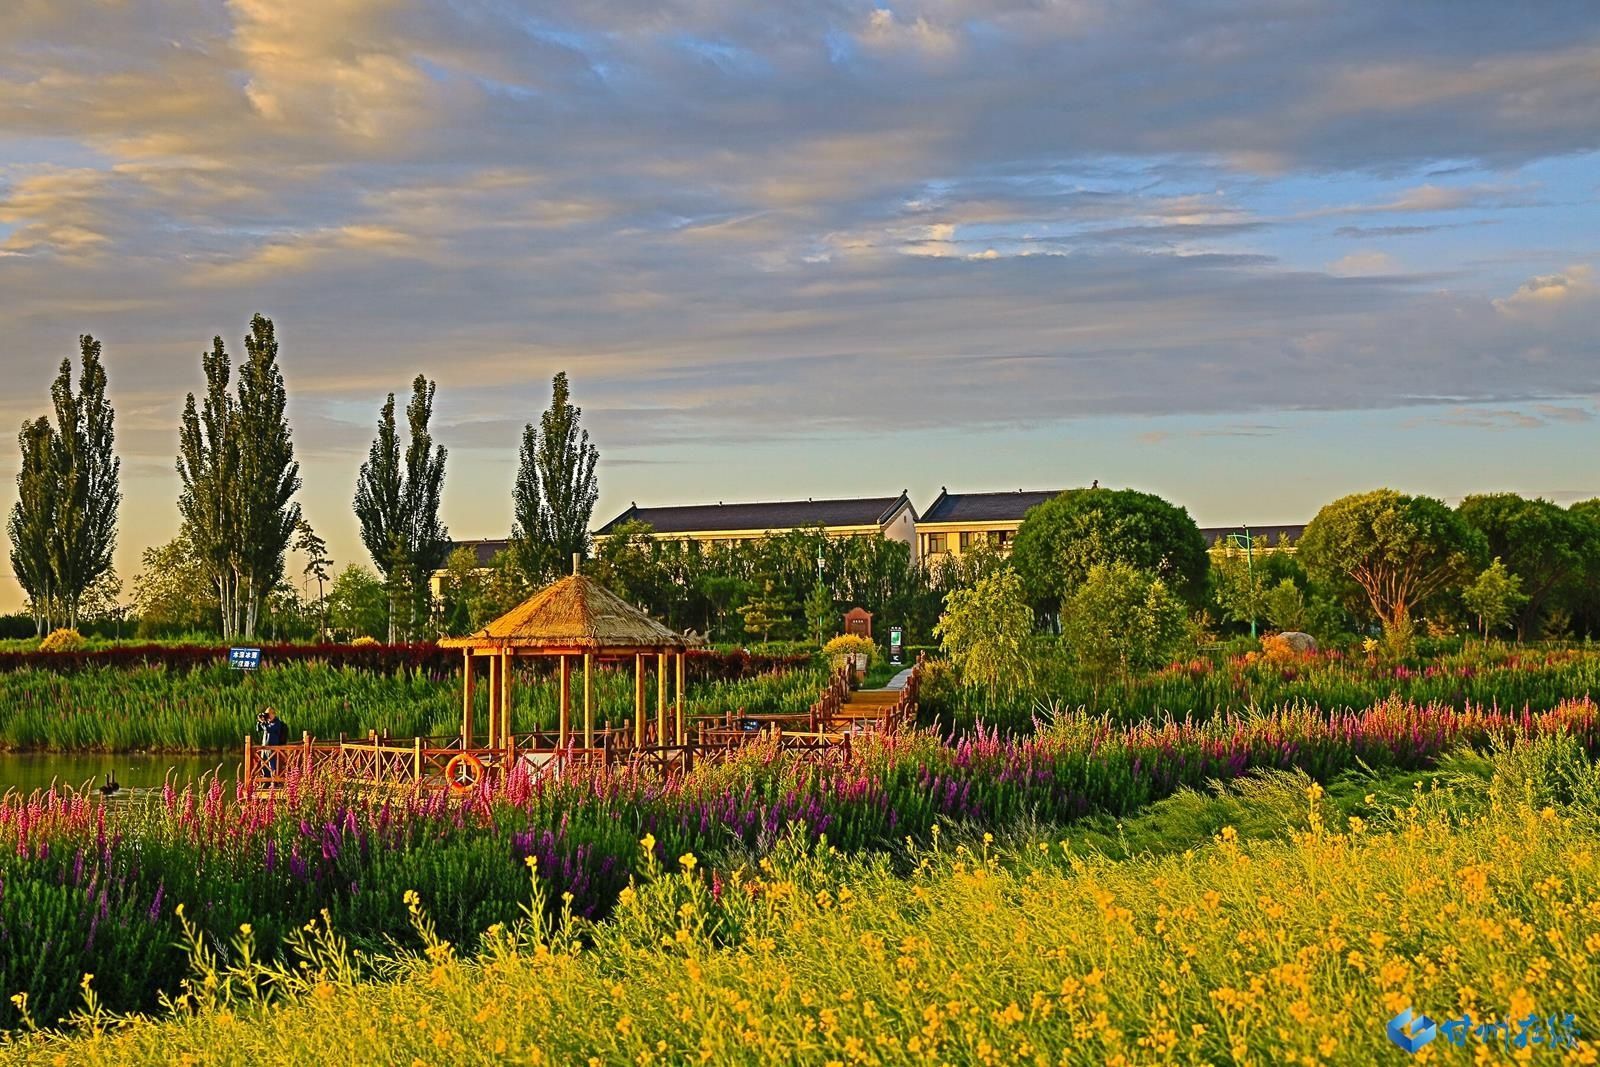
[444,752,485,793]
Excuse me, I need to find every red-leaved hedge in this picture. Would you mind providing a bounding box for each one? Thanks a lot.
[0,643,812,680]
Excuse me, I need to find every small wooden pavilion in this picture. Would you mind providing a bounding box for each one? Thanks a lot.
[440,565,698,759]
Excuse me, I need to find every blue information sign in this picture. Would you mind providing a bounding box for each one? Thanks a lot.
[229,647,262,670]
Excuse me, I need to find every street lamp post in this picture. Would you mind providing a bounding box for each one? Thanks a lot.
[1226,528,1257,639]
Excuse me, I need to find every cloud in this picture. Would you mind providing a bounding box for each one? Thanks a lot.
[1,1,1599,610]
[1410,403,1595,432]
[1328,250,1400,276]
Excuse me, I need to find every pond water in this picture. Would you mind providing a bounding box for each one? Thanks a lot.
[0,752,238,795]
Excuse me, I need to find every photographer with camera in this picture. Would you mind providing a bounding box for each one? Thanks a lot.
[256,707,288,784]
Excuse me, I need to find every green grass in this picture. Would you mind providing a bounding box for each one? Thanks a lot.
[0,661,827,753]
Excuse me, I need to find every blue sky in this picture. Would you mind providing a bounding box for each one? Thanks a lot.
[0,1,1597,611]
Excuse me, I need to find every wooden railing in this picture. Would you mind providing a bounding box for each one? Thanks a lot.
[241,659,918,794]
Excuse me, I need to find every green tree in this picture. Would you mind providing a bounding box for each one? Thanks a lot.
[589,519,662,612]
[933,567,1036,701]
[1262,578,1308,632]
[8,417,58,634]
[354,375,449,641]
[804,580,836,645]
[1572,500,1600,639]
[176,336,242,637]
[176,316,301,640]
[1011,487,1210,614]
[130,535,215,637]
[235,315,302,637]
[738,577,794,643]
[327,564,389,641]
[1060,562,1191,680]
[512,372,598,583]
[294,518,333,640]
[1462,558,1528,641]
[1299,489,1486,644]
[1457,493,1596,640]
[46,336,121,630]
[438,546,489,636]
[697,574,748,641]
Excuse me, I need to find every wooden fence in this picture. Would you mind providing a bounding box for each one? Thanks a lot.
[242,660,919,794]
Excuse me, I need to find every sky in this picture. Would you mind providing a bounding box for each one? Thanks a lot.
[1,1,1597,612]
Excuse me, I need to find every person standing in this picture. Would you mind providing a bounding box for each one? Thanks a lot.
[257,707,288,783]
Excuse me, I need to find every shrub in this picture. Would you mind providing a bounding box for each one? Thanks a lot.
[38,629,87,653]
[349,635,380,647]
[1060,563,1190,679]
[822,634,877,670]
[934,569,1035,699]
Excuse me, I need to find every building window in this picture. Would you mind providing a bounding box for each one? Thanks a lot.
[927,533,947,554]
[958,531,972,551]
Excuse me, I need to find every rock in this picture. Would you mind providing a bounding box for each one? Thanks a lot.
[1276,631,1318,654]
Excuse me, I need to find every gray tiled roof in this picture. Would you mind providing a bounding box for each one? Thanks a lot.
[445,538,511,566]
[1200,524,1306,548]
[920,490,1063,524]
[596,495,911,536]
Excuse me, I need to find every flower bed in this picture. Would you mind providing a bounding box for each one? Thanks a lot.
[2,696,1596,1027]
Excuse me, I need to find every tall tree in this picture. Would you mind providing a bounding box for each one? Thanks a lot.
[177,337,240,636]
[354,375,448,641]
[7,417,59,634]
[235,315,301,637]
[401,376,449,630]
[46,336,121,630]
[512,372,598,582]
[294,518,333,640]
[177,317,299,639]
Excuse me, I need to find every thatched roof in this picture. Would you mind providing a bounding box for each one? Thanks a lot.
[440,573,697,653]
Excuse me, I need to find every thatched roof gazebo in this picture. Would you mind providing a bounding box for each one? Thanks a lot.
[440,563,698,759]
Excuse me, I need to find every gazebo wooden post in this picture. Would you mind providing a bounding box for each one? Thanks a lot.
[583,652,595,749]
[486,652,500,754]
[558,655,572,750]
[501,649,513,752]
[633,653,645,748]
[560,659,572,751]
[675,652,686,745]
[656,652,667,745]
[461,649,475,747]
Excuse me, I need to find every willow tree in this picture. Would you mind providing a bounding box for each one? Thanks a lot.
[354,375,448,641]
[512,371,598,582]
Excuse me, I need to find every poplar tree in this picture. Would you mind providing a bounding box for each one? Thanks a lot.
[177,337,242,637]
[512,372,598,582]
[7,335,120,632]
[7,418,58,634]
[354,375,448,641]
[48,336,121,629]
[177,315,299,639]
[236,315,301,637]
